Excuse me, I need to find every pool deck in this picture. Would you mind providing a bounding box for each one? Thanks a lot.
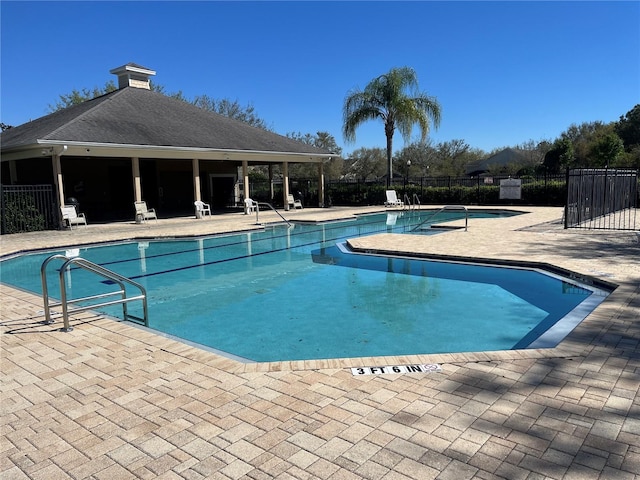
[1,206,639,479]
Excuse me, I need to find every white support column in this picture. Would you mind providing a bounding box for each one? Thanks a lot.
[9,160,17,183]
[268,164,274,202]
[283,161,290,210]
[52,154,65,208]
[242,160,249,200]
[132,157,142,202]
[192,158,201,201]
[318,162,325,207]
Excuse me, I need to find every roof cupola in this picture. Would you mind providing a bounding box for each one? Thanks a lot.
[109,63,156,90]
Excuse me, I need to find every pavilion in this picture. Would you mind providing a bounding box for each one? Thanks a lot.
[0,63,337,223]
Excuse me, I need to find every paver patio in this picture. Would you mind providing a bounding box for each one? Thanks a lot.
[1,206,638,479]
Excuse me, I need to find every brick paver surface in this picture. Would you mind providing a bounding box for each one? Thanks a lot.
[1,207,638,479]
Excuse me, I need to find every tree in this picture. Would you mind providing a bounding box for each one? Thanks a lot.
[560,121,608,166]
[48,80,118,111]
[342,67,441,186]
[345,147,386,181]
[589,131,624,167]
[434,139,473,176]
[192,95,271,130]
[543,138,574,173]
[614,105,640,168]
[517,139,552,167]
[287,131,342,155]
[313,131,344,180]
[615,104,640,151]
[285,131,343,179]
[395,139,486,178]
[314,131,342,156]
[396,141,437,178]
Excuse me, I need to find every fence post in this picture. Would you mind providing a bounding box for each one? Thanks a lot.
[544,171,548,205]
[0,185,5,234]
[564,168,570,229]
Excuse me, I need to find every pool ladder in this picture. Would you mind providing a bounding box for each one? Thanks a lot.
[403,193,421,210]
[412,205,469,232]
[41,254,149,332]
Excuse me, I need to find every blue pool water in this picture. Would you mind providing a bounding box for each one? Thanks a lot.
[0,210,607,362]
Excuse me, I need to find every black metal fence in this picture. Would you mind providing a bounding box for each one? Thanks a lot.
[325,174,567,207]
[564,168,638,230]
[1,184,59,234]
[5,172,636,233]
[242,174,567,208]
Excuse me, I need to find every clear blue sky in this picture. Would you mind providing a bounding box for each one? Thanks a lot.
[2,1,638,155]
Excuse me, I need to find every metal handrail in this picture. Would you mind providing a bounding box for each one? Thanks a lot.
[412,194,421,210]
[254,202,292,227]
[41,254,148,332]
[412,205,468,232]
[403,193,422,211]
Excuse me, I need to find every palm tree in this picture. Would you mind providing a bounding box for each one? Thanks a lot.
[342,67,441,186]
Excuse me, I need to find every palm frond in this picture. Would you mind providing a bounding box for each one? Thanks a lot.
[342,66,441,145]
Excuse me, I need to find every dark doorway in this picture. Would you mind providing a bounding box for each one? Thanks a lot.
[210,176,236,209]
[108,164,134,221]
[140,160,159,213]
[158,170,193,216]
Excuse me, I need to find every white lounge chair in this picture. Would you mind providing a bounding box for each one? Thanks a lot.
[287,194,303,209]
[194,200,211,218]
[61,205,87,229]
[134,201,158,223]
[244,198,257,213]
[384,190,404,208]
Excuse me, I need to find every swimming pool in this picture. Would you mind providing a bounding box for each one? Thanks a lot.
[0,210,610,362]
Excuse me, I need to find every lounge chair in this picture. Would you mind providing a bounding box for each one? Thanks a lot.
[134,201,158,223]
[194,200,211,218]
[287,194,303,209]
[61,205,87,229]
[384,190,404,208]
[244,198,257,213]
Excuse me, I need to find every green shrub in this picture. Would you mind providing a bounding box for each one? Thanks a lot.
[2,193,46,233]
[326,178,567,207]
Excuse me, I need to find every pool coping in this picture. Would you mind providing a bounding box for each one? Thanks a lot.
[344,239,620,292]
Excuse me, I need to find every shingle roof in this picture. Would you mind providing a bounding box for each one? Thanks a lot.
[1,87,329,156]
[465,148,529,175]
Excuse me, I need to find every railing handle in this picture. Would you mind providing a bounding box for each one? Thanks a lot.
[255,202,291,226]
[41,254,149,331]
[41,254,68,324]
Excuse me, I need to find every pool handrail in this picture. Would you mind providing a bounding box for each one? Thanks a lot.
[254,202,292,227]
[412,205,468,232]
[403,193,422,211]
[412,194,421,210]
[403,193,411,210]
[41,254,148,332]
